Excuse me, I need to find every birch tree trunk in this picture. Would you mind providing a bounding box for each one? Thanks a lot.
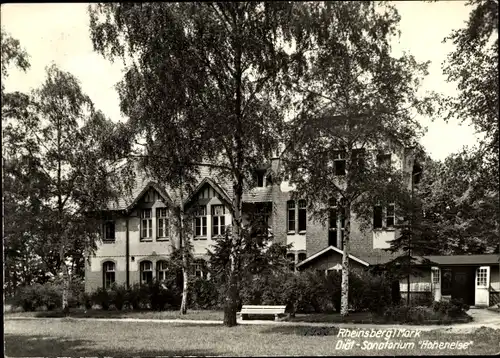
[60,243,70,316]
[223,180,243,327]
[179,177,189,315]
[340,202,351,317]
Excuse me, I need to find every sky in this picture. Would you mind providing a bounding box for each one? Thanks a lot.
[1,1,484,161]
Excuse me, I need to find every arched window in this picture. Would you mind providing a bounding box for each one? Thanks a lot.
[103,261,115,289]
[298,253,306,263]
[192,259,207,278]
[157,260,168,281]
[140,261,153,284]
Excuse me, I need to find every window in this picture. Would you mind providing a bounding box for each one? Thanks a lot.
[352,148,366,170]
[103,221,115,242]
[140,261,153,284]
[476,267,488,287]
[157,260,168,281]
[287,200,296,233]
[157,208,169,239]
[377,153,391,167]
[212,205,226,237]
[256,172,265,187]
[328,200,338,247]
[265,173,273,187]
[194,206,207,238]
[432,267,440,285]
[333,151,346,176]
[339,206,345,245]
[373,205,383,229]
[193,260,206,278]
[287,253,295,271]
[298,253,306,263]
[103,261,115,289]
[386,204,395,228]
[141,209,153,240]
[144,189,154,203]
[298,200,307,233]
[373,204,395,229]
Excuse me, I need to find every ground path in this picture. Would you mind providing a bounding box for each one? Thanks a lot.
[6,308,499,333]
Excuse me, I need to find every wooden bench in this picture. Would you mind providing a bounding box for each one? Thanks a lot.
[238,305,287,321]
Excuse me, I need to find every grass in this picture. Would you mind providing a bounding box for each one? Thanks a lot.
[4,318,499,356]
[6,308,472,325]
[5,308,224,321]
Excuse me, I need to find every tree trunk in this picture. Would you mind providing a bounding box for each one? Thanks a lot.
[340,202,351,317]
[223,180,243,327]
[61,255,70,316]
[179,176,189,315]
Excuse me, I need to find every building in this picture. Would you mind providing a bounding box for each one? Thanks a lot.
[85,145,499,307]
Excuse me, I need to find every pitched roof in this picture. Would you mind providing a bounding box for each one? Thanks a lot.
[106,162,273,211]
[183,177,232,208]
[364,254,500,267]
[296,246,370,268]
[242,187,273,203]
[419,254,500,266]
[107,178,173,212]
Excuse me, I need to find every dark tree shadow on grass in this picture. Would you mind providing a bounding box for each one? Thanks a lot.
[4,334,224,357]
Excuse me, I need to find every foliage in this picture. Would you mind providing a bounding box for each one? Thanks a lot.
[348,271,394,314]
[125,284,149,311]
[405,151,499,254]
[108,284,128,310]
[237,269,393,315]
[188,277,220,310]
[92,288,111,310]
[432,298,470,318]
[282,1,435,317]
[1,27,30,99]
[441,0,498,160]
[382,298,471,324]
[2,62,132,307]
[89,1,312,326]
[438,0,499,256]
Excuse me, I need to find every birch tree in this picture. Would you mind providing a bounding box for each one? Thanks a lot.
[283,2,434,316]
[89,2,306,326]
[4,64,126,313]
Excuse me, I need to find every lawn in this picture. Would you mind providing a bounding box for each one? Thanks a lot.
[5,318,499,356]
[5,308,224,321]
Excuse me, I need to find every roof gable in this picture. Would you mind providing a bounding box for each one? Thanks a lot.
[184,177,232,209]
[124,181,173,212]
[296,246,369,269]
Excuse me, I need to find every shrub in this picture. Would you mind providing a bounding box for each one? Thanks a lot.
[383,305,434,323]
[79,292,93,310]
[13,285,42,311]
[126,284,149,310]
[91,287,110,310]
[38,283,62,310]
[349,270,393,314]
[432,298,469,318]
[109,284,127,310]
[188,277,219,309]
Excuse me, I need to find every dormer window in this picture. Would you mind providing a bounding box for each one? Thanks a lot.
[194,206,207,238]
[157,208,169,240]
[257,172,265,187]
[333,151,346,176]
[144,189,155,203]
[141,209,153,240]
